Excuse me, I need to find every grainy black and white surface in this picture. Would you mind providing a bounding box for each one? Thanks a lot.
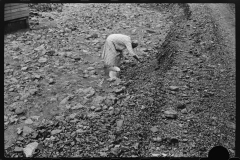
[4,3,235,158]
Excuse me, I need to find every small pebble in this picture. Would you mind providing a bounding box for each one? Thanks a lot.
[90,106,96,110]
[14,147,23,152]
[181,108,188,114]
[95,107,102,112]
[25,118,33,124]
[182,139,188,142]
[102,105,108,110]
[109,106,114,110]
[169,86,179,91]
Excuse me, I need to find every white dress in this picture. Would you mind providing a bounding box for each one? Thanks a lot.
[102,34,136,67]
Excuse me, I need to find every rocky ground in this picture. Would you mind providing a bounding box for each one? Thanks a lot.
[4,3,235,158]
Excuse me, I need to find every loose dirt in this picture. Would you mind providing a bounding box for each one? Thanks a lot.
[4,3,235,158]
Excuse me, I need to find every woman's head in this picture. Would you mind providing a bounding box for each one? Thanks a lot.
[131,40,138,48]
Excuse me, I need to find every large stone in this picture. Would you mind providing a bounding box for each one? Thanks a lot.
[95,107,102,112]
[169,86,179,91]
[164,110,178,119]
[116,119,124,131]
[181,108,188,114]
[150,126,158,133]
[25,118,33,124]
[146,29,156,33]
[22,126,34,136]
[86,67,95,71]
[176,102,186,109]
[77,87,95,98]
[92,96,105,106]
[38,57,48,63]
[15,108,25,115]
[69,113,77,119]
[14,147,23,152]
[71,103,84,110]
[51,129,62,135]
[23,142,39,157]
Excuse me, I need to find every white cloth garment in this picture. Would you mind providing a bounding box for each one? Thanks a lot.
[102,34,137,80]
[102,34,137,67]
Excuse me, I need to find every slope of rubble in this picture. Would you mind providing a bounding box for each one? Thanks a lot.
[4,3,235,158]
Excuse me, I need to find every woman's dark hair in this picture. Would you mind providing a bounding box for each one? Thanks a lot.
[131,40,138,48]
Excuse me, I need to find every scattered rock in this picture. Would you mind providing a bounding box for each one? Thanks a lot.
[162,153,167,157]
[76,129,85,133]
[22,126,34,136]
[90,106,96,110]
[31,116,40,121]
[9,115,18,124]
[99,151,108,157]
[33,74,41,79]
[86,33,98,39]
[87,67,95,70]
[183,130,188,134]
[92,96,105,106]
[131,29,137,34]
[25,118,34,124]
[182,138,188,142]
[111,146,120,156]
[83,74,89,78]
[14,146,23,152]
[169,86,179,91]
[9,88,15,92]
[59,95,74,105]
[23,142,39,157]
[176,102,186,109]
[15,108,25,115]
[69,113,77,119]
[109,106,114,110]
[65,28,71,32]
[141,105,146,110]
[229,149,235,154]
[56,115,64,121]
[179,123,184,127]
[181,93,188,97]
[72,103,84,110]
[89,70,97,75]
[34,45,45,51]
[164,110,178,119]
[21,66,28,71]
[38,57,48,63]
[109,110,114,115]
[146,29,156,33]
[152,153,161,157]
[181,108,188,114]
[45,50,55,56]
[114,87,125,94]
[150,126,158,133]
[203,90,215,97]
[95,107,102,112]
[226,122,235,130]
[105,94,116,106]
[140,47,148,52]
[102,105,108,110]
[114,108,121,115]
[153,137,162,142]
[51,129,62,135]
[17,127,23,134]
[57,52,66,56]
[132,142,139,150]
[116,119,124,131]
[78,87,95,98]
[49,78,55,84]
